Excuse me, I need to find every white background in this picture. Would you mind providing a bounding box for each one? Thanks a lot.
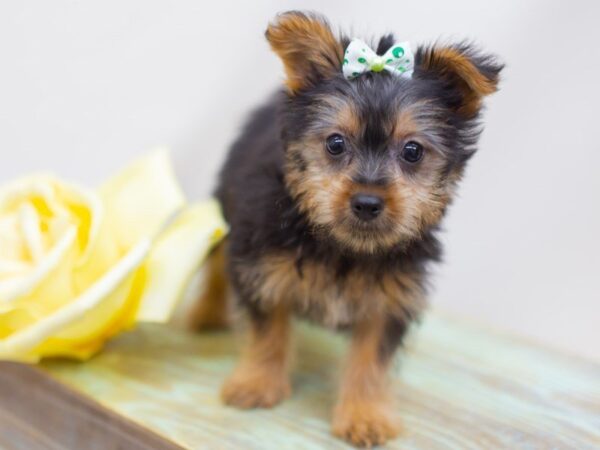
[1,1,598,360]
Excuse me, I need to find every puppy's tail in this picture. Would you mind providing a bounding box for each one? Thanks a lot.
[171,240,231,331]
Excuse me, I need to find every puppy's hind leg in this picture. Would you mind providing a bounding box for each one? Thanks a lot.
[175,241,231,330]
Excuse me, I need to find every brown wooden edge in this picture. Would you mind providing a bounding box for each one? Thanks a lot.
[0,362,184,450]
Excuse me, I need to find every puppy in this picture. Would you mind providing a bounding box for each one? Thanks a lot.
[193,11,502,447]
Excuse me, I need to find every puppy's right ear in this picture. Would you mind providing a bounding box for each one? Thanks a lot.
[266,11,343,94]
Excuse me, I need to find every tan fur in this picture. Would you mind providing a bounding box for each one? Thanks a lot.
[212,13,501,448]
[391,108,419,140]
[186,243,230,329]
[221,304,292,408]
[420,46,499,117]
[315,95,361,136]
[225,252,418,442]
[237,253,425,328]
[332,314,402,446]
[284,102,452,254]
[265,12,343,93]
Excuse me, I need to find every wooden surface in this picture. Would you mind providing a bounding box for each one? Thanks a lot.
[29,312,600,449]
[0,362,183,450]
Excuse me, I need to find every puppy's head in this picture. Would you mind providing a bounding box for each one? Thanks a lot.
[266,11,503,254]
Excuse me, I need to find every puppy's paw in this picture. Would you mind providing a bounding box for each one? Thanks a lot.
[221,368,291,409]
[332,401,401,447]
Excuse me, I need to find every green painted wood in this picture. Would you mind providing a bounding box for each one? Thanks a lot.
[0,362,184,450]
[42,313,600,449]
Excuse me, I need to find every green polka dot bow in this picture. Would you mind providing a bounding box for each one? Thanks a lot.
[342,38,414,80]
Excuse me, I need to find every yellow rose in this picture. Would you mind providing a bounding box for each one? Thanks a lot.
[0,151,226,362]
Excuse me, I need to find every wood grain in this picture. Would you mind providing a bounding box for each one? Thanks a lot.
[0,362,183,450]
[36,312,600,449]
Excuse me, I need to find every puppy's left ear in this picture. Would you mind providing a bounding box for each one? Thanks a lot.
[415,43,503,118]
[266,11,343,94]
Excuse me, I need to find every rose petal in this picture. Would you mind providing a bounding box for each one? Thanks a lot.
[18,202,45,262]
[0,226,77,303]
[100,150,186,251]
[0,239,150,361]
[54,180,103,265]
[0,150,222,362]
[136,200,228,323]
[0,259,31,277]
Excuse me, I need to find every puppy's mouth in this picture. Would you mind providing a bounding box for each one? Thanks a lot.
[341,214,392,235]
[331,207,400,253]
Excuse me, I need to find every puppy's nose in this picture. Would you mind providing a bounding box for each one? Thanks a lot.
[350,194,384,221]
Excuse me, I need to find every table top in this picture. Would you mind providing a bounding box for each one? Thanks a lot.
[29,312,599,449]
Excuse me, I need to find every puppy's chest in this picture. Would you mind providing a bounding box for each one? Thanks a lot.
[239,252,424,328]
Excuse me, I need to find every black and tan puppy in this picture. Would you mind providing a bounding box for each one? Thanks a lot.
[192,11,502,447]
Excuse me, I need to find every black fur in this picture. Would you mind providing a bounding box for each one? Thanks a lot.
[215,27,501,353]
[216,89,441,331]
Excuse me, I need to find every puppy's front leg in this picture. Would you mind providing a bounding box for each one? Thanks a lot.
[333,314,405,447]
[221,304,291,409]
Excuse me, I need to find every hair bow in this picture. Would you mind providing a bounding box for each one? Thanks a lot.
[342,38,414,80]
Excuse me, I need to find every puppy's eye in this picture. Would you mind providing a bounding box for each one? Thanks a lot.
[400,141,424,163]
[325,134,346,156]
